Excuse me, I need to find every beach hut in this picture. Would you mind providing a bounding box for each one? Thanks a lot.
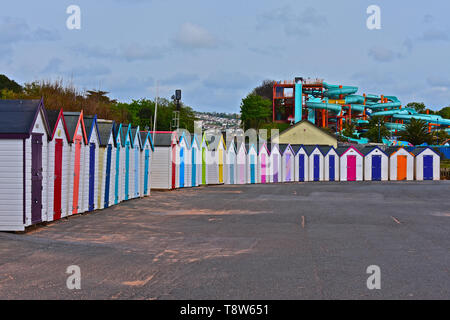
[150,132,177,189]
[304,145,325,182]
[97,120,115,209]
[337,146,364,181]
[320,146,339,182]
[46,109,71,221]
[83,115,101,212]
[235,140,247,184]
[225,138,237,184]
[258,142,270,184]
[361,146,389,181]
[178,133,190,188]
[247,144,258,184]
[0,100,50,231]
[280,144,295,182]
[190,134,201,187]
[204,132,225,185]
[217,134,226,184]
[200,133,209,185]
[130,126,142,198]
[121,124,133,200]
[293,145,308,182]
[139,131,154,196]
[113,123,124,204]
[411,147,440,181]
[64,111,88,215]
[387,147,414,181]
[269,144,282,183]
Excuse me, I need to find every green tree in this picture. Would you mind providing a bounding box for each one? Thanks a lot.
[0,74,23,94]
[362,116,391,143]
[342,122,358,139]
[398,118,433,145]
[438,106,450,119]
[240,94,272,129]
[406,102,427,113]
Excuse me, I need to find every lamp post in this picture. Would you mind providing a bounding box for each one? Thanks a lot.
[376,118,382,143]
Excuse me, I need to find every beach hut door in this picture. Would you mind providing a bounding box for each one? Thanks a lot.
[329,155,335,181]
[250,154,256,183]
[105,144,112,208]
[31,134,43,224]
[347,155,356,181]
[285,154,291,182]
[88,143,96,211]
[397,155,407,180]
[273,154,279,183]
[372,155,382,181]
[125,143,130,199]
[423,155,433,180]
[298,154,305,181]
[191,150,196,186]
[314,154,320,181]
[261,153,266,183]
[114,147,120,204]
[53,139,63,220]
[135,148,139,196]
[73,137,82,214]
[144,149,150,194]
[180,147,185,187]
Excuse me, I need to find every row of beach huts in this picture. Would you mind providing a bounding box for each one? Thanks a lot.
[0,99,441,231]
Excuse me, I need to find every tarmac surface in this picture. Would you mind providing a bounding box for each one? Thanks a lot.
[0,181,449,299]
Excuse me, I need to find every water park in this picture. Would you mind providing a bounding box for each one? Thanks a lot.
[272,78,450,145]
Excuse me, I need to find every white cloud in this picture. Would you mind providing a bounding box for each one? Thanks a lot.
[174,22,217,49]
[368,46,396,62]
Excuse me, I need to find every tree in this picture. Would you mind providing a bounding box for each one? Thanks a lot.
[433,129,450,145]
[240,94,272,129]
[438,106,450,119]
[342,122,358,139]
[398,118,433,145]
[251,80,276,101]
[0,74,22,94]
[406,102,427,114]
[362,116,391,143]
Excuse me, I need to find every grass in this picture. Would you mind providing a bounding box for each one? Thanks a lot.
[441,160,450,169]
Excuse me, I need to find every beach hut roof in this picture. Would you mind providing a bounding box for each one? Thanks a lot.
[45,109,70,141]
[360,145,387,156]
[152,132,175,147]
[97,120,115,147]
[318,145,335,156]
[279,144,294,154]
[410,146,440,156]
[0,99,50,138]
[83,115,101,145]
[336,145,364,156]
[63,111,88,144]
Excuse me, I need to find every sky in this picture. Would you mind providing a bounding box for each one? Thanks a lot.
[2,0,450,112]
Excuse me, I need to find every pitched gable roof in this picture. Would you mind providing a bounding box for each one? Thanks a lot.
[336,145,364,156]
[411,146,439,156]
[63,111,87,144]
[97,120,115,147]
[0,99,49,138]
[152,132,176,147]
[46,108,70,141]
[83,115,101,145]
[360,146,387,156]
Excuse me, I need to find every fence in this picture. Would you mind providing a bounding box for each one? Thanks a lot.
[441,168,450,180]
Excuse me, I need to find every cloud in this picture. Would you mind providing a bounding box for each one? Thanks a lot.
[423,14,434,24]
[119,43,166,61]
[0,16,59,43]
[161,73,200,86]
[41,57,63,74]
[258,6,327,38]
[72,44,117,59]
[173,22,217,49]
[427,76,450,88]
[368,46,396,62]
[69,64,112,78]
[203,72,255,90]
[419,29,449,42]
